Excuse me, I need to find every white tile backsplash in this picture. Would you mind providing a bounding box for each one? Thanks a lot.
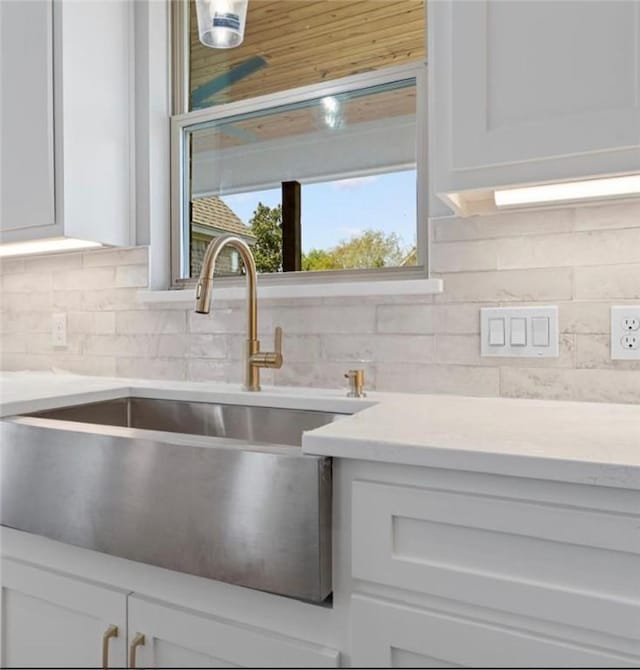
[434,267,574,303]
[115,264,148,288]
[186,357,228,383]
[115,310,187,334]
[322,333,436,364]
[433,207,576,242]
[2,201,640,403]
[82,246,148,267]
[376,363,501,397]
[436,332,575,368]
[53,267,116,291]
[574,264,640,300]
[497,227,640,269]
[500,367,640,404]
[115,356,187,381]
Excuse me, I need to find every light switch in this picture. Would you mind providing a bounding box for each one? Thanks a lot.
[510,318,527,346]
[488,318,505,346]
[532,317,550,346]
[480,306,558,358]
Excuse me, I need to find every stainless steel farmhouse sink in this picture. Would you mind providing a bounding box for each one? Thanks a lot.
[0,397,345,602]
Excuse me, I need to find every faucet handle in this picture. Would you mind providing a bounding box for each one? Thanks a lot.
[274,326,282,359]
[270,326,283,368]
[250,326,283,369]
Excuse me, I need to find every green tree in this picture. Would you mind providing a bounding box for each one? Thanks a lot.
[301,248,340,271]
[333,230,405,269]
[302,229,406,271]
[249,203,282,273]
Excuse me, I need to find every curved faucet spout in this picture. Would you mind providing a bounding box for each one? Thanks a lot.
[195,234,257,342]
[194,234,282,392]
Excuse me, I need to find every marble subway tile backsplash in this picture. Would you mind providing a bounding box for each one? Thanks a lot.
[1,200,640,403]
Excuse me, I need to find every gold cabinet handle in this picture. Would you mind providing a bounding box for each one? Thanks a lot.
[102,624,118,669]
[129,632,146,669]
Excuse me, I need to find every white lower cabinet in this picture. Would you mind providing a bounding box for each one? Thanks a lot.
[348,475,640,668]
[0,557,128,669]
[0,554,338,669]
[127,594,339,669]
[4,463,638,669]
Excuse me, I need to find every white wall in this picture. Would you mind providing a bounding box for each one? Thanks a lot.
[1,200,640,404]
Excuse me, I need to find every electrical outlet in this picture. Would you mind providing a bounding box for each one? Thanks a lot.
[621,334,640,350]
[52,312,67,348]
[611,306,640,360]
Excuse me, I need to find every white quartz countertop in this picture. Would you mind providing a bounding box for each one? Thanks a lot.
[2,372,639,489]
[304,392,640,489]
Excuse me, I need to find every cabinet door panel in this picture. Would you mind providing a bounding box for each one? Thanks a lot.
[452,0,640,168]
[1,558,127,669]
[351,595,639,668]
[0,0,56,236]
[352,480,640,641]
[128,594,339,668]
[153,639,240,668]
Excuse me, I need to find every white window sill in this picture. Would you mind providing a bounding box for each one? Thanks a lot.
[137,277,443,304]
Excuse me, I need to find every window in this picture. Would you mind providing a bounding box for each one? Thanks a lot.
[172,1,427,285]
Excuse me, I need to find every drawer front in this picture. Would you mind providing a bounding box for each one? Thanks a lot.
[351,595,639,668]
[352,480,640,640]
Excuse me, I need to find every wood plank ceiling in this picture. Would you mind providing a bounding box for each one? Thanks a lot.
[189,0,426,109]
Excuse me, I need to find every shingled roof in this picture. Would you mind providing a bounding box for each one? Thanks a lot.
[192,196,255,239]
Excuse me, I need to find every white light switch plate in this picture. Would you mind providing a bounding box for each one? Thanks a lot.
[480,306,559,358]
[611,306,640,360]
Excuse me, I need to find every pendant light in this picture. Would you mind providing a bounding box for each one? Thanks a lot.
[195,0,249,49]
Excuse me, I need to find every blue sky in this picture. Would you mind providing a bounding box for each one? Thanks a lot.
[220,169,416,253]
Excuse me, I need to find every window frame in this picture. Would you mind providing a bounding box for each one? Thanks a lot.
[170,2,430,289]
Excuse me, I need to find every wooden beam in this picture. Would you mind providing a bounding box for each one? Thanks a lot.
[282,181,301,272]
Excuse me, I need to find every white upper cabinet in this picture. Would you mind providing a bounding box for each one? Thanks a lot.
[429,0,640,214]
[1,1,55,237]
[0,0,132,247]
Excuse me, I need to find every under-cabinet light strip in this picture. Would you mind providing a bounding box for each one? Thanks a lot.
[0,238,102,258]
[494,174,640,208]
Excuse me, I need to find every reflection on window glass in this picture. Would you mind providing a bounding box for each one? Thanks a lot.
[187,80,417,278]
[189,0,426,110]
